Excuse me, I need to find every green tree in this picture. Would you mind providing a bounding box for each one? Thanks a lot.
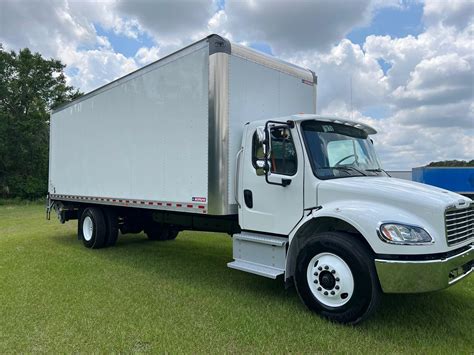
[0,45,81,199]
[427,160,474,167]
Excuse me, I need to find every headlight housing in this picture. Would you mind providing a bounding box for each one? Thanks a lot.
[378,223,433,244]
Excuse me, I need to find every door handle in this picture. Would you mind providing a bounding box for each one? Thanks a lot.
[244,189,253,208]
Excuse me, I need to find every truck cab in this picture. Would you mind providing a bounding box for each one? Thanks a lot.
[230,114,473,323]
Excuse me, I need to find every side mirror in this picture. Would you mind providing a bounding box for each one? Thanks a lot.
[256,126,266,144]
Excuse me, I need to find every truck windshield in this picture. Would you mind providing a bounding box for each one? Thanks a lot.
[301,120,386,179]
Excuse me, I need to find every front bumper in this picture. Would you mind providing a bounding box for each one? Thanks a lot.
[375,245,473,293]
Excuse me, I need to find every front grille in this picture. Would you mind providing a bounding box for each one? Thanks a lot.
[445,205,474,246]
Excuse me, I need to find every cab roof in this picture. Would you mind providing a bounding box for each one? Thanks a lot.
[291,114,377,135]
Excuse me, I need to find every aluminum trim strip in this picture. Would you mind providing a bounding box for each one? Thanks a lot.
[446,209,473,217]
[50,194,207,214]
[447,219,473,228]
[447,228,473,238]
[208,52,232,215]
[231,42,314,82]
[448,234,473,243]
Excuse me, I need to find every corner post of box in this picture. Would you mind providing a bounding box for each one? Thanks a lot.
[208,34,231,55]
[208,35,231,215]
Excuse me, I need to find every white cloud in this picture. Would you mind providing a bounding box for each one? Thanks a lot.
[394,101,473,129]
[0,0,143,93]
[424,0,474,29]
[115,0,216,44]
[59,46,137,92]
[363,25,474,130]
[390,52,473,111]
[135,46,160,65]
[224,0,375,53]
[287,39,387,111]
[0,0,97,57]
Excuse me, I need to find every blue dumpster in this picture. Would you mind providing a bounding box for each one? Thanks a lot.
[412,167,474,197]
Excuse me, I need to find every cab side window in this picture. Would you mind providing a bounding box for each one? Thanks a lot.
[251,127,297,176]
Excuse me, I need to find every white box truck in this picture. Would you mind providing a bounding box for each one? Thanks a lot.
[48,35,473,324]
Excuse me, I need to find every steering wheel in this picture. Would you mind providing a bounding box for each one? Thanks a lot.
[335,154,357,166]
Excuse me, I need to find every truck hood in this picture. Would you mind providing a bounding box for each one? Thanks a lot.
[317,177,472,210]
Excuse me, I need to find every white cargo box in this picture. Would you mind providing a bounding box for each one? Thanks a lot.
[49,35,317,215]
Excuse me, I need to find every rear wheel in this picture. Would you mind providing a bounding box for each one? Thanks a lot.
[294,232,381,324]
[166,227,179,240]
[79,207,107,249]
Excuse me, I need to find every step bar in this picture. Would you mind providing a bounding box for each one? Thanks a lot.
[227,232,288,279]
[227,260,284,279]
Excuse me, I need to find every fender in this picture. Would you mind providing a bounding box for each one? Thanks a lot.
[285,200,444,280]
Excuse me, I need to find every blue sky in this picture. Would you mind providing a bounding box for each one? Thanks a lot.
[95,24,155,58]
[347,2,425,46]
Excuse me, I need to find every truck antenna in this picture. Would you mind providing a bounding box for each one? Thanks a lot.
[350,75,353,120]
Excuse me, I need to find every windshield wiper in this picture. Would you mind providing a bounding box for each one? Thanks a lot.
[318,166,367,176]
[364,168,391,176]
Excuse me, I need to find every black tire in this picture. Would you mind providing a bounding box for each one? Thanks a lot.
[76,207,85,240]
[294,232,381,325]
[102,208,119,247]
[166,227,179,240]
[78,207,107,249]
[145,223,178,241]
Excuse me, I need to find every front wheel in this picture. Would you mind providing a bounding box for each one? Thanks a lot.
[294,232,381,324]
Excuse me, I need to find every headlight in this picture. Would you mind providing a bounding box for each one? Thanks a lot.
[379,223,433,244]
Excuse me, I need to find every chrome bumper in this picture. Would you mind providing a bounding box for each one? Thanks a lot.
[375,245,473,293]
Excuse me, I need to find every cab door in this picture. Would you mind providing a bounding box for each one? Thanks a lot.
[238,124,305,235]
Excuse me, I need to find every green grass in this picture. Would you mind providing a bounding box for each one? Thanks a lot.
[0,204,473,353]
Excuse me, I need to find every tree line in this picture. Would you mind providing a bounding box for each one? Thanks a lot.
[427,160,474,167]
[0,45,81,199]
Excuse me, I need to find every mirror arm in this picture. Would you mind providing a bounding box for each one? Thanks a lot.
[264,172,292,187]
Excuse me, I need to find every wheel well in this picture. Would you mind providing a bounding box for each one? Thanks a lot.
[285,217,375,280]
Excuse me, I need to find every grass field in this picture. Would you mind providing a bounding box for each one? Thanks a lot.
[0,203,473,353]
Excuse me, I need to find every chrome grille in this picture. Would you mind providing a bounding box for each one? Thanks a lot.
[445,205,474,246]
